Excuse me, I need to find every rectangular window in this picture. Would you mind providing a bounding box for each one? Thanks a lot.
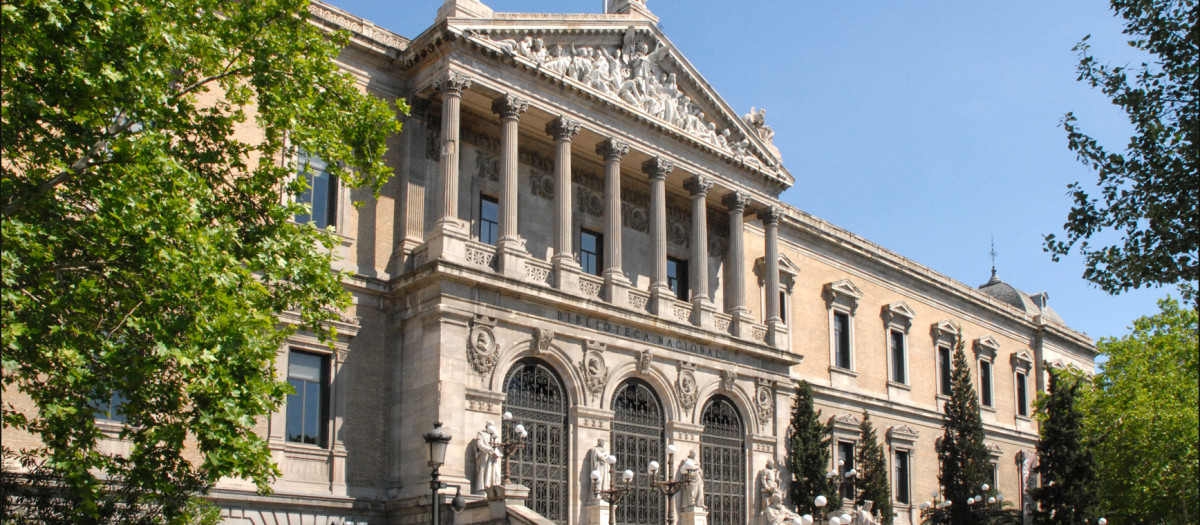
[890,329,906,384]
[990,463,998,489]
[1016,371,1029,417]
[667,257,689,301]
[92,391,128,423]
[980,360,994,407]
[838,441,856,500]
[779,290,788,326]
[287,350,329,447]
[294,152,338,229]
[479,195,499,245]
[834,312,851,369]
[938,345,952,395]
[579,229,603,276]
[895,450,911,504]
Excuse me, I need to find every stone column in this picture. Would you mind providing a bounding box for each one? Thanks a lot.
[645,157,675,316]
[596,139,631,306]
[722,192,754,336]
[758,205,785,348]
[684,175,715,328]
[547,117,583,293]
[426,72,472,263]
[492,94,530,278]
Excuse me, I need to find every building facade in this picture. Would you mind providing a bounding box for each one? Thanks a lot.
[209,1,1098,524]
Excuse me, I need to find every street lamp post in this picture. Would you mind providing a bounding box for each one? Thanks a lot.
[592,455,635,525]
[423,422,465,525]
[496,411,529,484]
[646,444,696,525]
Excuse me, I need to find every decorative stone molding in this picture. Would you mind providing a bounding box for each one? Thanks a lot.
[683,175,714,196]
[974,335,1000,360]
[466,387,506,414]
[987,443,1004,459]
[574,185,605,218]
[529,170,554,199]
[722,191,752,211]
[636,349,653,375]
[642,157,675,180]
[306,3,409,52]
[756,205,783,225]
[719,369,737,392]
[467,315,500,375]
[475,150,500,182]
[595,139,630,161]
[754,379,773,429]
[823,279,864,313]
[532,328,554,353]
[886,425,920,448]
[932,319,961,342]
[578,340,609,401]
[545,117,583,140]
[882,301,916,328]
[491,93,530,119]
[830,413,862,434]
[434,72,472,96]
[676,361,699,416]
[1011,350,1034,370]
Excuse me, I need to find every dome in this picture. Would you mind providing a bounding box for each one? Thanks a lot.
[978,270,1064,324]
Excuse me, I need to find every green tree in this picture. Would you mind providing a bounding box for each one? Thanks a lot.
[1085,296,1198,524]
[1044,0,1199,300]
[0,0,403,521]
[925,336,990,525]
[854,411,893,525]
[1031,367,1099,525]
[787,380,841,515]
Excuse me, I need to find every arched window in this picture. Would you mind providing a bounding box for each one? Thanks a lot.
[700,396,746,525]
[611,379,665,525]
[503,359,569,524]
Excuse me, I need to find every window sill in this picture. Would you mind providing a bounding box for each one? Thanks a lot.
[829,366,858,378]
[886,380,912,391]
[1015,414,1032,422]
[282,441,333,457]
[981,405,997,413]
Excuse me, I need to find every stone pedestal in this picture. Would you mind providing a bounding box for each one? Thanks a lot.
[585,500,611,525]
[497,237,528,279]
[554,255,581,294]
[680,506,708,525]
[731,308,756,338]
[426,222,470,265]
[691,297,716,329]
[604,270,631,308]
[486,483,530,521]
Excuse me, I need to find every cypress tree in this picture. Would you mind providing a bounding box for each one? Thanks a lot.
[855,411,893,525]
[1031,366,1099,524]
[926,335,990,525]
[787,380,841,514]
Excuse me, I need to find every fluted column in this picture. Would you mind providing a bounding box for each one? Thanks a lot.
[759,205,785,348]
[644,157,675,316]
[596,139,631,306]
[434,73,471,230]
[547,117,583,292]
[492,94,530,278]
[722,191,754,336]
[684,175,715,328]
[425,72,472,264]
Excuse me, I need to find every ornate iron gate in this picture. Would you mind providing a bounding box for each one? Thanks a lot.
[503,359,569,524]
[700,396,745,525]
[611,379,665,525]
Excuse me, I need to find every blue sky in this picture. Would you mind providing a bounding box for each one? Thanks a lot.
[325,0,1175,342]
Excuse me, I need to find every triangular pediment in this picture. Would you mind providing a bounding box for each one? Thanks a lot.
[448,20,790,182]
[932,319,961,341]
[974,335,1000,356]
[825,279,864,301]
[883,301,917,321]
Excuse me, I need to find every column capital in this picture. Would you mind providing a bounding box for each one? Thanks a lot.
[757,205,784,225]
[721,191,752,212]
[683,175,714,197]
[491,94,529,119]
[641,157,675,181]
[545,117,583,141]
[596,139,630,161]
[433,72,472,96]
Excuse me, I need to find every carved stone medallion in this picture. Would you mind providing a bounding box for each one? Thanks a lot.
[467,316,500,375]
[676,362,698,415]
[577,340,608,400]
[755,380,773,428]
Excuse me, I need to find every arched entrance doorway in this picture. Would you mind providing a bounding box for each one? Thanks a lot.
[503,359,569,524]
[700,395,746,525]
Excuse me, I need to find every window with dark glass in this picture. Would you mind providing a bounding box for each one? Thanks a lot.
[890,329,906,384]
[479,194,499,245]
[895,450,910,504]
[938,345,952,395]
[989,463,998,488]
[779,290,788,325]
[980,360,994,407]
[1016,371,1029,416]
[580,229,603,276]
[92,391,128,423]
[838,441,856,499]
[504,359,569,524]
[287,350,329,447]
[834,311,851,369]
[294,152,338,229]
[667,257,689,300]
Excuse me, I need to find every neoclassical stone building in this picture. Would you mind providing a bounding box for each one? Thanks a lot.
[211,1,1097,524]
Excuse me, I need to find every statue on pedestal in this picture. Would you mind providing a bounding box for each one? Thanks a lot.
[679,449,705,508]
[763,494,801,525]
[757,459,781,515]
[473,421,502,493]
[587,438,610,501]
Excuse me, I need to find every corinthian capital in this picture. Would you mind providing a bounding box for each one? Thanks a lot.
[641,157,675,181]
[683,175,714,196]
[595,139,631,162]
[722,191,752,212]
[491,94,529,119]
[433,72,472,96]
[545,117,583,141]
[757,205,784,225]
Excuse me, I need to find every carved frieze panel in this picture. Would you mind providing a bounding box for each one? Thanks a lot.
[666,201,691,248]
[578,340,609,401]
[467,316,500,375]
[529,171,554,199]
[676,362,699,416]
[574,186,604,217]
[475,150,500,182]
[573,169,604,191]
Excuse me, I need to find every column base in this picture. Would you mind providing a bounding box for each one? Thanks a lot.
[691,297,716,329]
[650,283,674,317]
[585,500,611,525]
[680,506,709,525]
[426,221,471,264]
[730,308,756,338]
[497,236,529,279]
[554,255,582,294]
[603,269,631,307]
